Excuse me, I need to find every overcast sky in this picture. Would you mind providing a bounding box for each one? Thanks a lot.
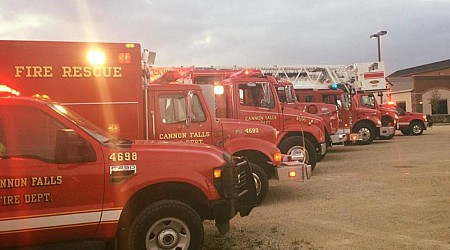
[1,0,449,74]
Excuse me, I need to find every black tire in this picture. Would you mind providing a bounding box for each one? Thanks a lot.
[410,121,424,136]
[379,133,395,140]
[250,163,269,205]
[128,200,204,250]
[317,144,328,162]
[353,122,375,145]
[401,129,411,135]
[279,136,317,171]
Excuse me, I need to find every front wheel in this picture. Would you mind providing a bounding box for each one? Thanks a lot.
[250,163,269,205]
[353,122,375,145]
[279,136,317,171]
[128,200,204,250]
[379,133,395,140]
[410,121,424,135]
[401,128,411,135]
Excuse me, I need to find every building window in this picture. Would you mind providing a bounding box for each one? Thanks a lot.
[434,100,448,114]
[396,102,406,111]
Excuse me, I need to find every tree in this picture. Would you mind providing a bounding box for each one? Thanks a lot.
[428,89,441,114]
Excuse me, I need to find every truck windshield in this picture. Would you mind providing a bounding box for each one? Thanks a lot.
[341,94,351,110]
[48,103,116,143]
[239,82,275,108]
[360,95,376,109]
[276,85,296,103]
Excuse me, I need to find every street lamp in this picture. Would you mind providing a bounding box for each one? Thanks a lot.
[370,30,387,62]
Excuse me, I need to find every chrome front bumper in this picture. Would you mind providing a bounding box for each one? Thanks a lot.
[274,161,311,181]
[379,126,395,137]
[330,133,347,144]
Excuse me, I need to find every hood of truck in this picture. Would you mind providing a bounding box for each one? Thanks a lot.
[356,107,380,117]
[282,107,326,129]
[126,140,225,166]
[216,118,277,143]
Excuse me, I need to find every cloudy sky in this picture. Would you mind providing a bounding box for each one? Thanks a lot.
[1,0,449,74]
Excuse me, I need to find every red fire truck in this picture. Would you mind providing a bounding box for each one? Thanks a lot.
[258,63,395,145]
[149,68,327,170]
[272,79,347,150]
[0,85,256,249]
[295,87,384,145]
[381,102,427,135]
[353,92,398,139]
[187,69,327,171]
[0,40,309,205]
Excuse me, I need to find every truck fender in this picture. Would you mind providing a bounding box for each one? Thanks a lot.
[114,168,221,202]
[280,124,324,145]
[223,137,279,164]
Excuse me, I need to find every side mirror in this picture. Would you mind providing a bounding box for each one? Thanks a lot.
[55,129,96,163]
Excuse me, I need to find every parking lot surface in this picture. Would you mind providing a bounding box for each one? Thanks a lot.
[204,125,450,250]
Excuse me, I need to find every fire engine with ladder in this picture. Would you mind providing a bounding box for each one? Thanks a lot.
[254,62,396,144]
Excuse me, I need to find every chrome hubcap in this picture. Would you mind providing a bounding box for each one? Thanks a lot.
[146,217,190,249]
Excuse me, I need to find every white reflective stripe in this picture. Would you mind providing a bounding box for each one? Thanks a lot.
[398,122,410,126]
[101,209,122,222]
[0,209,122,233]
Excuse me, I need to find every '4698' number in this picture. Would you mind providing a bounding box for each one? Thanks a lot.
[109,152,138,162]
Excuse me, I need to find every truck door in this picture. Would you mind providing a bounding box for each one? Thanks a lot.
[235,81,282,129]
[152,90,213,145]
[0,105,104,246]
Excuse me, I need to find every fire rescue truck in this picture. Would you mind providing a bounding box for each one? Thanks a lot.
[0,40,309,205]
[150,67,328,170]
[0,85,257,249]
[257,62,396,145]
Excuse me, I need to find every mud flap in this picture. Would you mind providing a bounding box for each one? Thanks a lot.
[233,157,257,217]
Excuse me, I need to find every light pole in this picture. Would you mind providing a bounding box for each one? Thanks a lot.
[370,30,387,62]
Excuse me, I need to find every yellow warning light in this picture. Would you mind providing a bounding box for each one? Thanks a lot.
[31,94,51,101]
[213,168,222,179]
[273,152,282,165]
[125,43,135,48]
[87,50,106,65]
[288,171,297,178]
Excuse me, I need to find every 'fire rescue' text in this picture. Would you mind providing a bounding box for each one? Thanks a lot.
[15,66,122,78]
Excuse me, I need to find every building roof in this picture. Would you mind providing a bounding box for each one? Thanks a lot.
[388,59,450,77]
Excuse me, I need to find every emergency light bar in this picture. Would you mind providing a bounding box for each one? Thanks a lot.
[330,83,339,89]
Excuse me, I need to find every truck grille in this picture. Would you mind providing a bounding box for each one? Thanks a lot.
[219,154,257,216]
